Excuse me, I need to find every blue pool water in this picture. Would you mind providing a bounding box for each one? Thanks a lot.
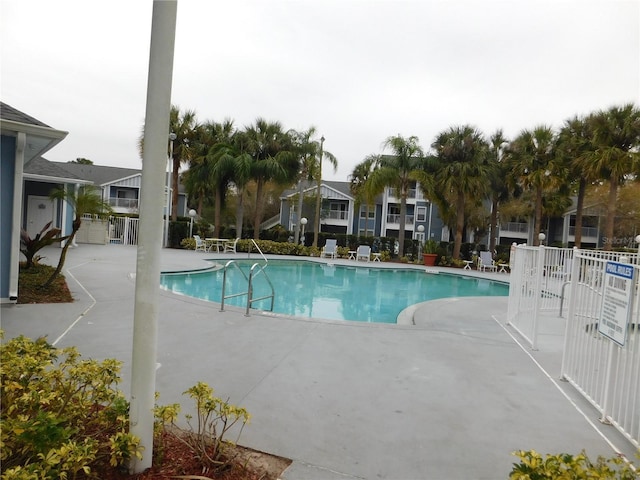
[160,260,509,324]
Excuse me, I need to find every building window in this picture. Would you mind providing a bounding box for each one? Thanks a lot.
[416,206,426,222]
[360,206,375,219]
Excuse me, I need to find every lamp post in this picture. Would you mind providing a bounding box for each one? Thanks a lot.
[417,224,425,252]
[538,232,546,246]
[164,132,176,248]
[188,209,197,238]
[300,217,307,245]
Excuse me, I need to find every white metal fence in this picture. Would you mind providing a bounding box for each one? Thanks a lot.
[507,245,575,349]
[508,244,640,447]
[561,250,640,448]
[108,216,140,245]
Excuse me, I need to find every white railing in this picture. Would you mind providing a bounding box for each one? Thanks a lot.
[561,250,639,448]
[386,214,414,225]
[108,197,139,210]
[501,222,529,233]
[108,216,139,245]
[323,210,348,220]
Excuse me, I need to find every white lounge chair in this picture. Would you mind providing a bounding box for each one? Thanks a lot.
[356,245,371,262]
[224,238,239,253]
[321,239,337,259]
[193,235,207,252]
[478,251,497,272]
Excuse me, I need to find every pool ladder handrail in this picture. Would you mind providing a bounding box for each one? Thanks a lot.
[220,260,275,316]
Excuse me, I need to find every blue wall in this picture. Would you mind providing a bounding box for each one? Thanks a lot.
[1,136,16,299]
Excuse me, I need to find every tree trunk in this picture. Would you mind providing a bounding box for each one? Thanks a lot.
[364,204,370,237]
[453,192,465,259]
[235,187,245,239]
[253,179,265,240]
[214,187,222,236]
[294,183,304,244]
[603,177,618,251]
[171,157,180,221]
[43,221,80,289]
[533,186,543,246]
[573,178,586,247]
[489,195,498,254]
[398,189,407,257]
[313,178,321,248]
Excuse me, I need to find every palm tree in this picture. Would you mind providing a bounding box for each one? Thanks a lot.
[557,115,596,247]
[43,186,112,288]
[584,104,640,250]
[168,106,198,220]
[290,127,321,244]
[243,119,298,240]
[487,130,509,254]
[368,135,424,257]
[505,126,557,246]
[349,155,380,237]
[431,126,490,258]
[312,136,338,247]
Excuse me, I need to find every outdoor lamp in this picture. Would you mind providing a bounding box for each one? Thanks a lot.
[538,233,546,246]
[188,209,197,237]
[300,217,308,244]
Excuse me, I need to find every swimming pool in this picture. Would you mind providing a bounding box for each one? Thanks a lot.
[160,260,509,324]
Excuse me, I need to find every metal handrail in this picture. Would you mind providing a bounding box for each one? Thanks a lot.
[249,239,268,264]
[246,263,275,316]
[220,259,275,316]
[220,260,249,312]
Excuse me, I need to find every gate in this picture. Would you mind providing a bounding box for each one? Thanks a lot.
[108,216,139,245]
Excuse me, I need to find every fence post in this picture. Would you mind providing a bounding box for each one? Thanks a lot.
[531,244,545,350]
[560,248,580,378]
[124,217,131,246]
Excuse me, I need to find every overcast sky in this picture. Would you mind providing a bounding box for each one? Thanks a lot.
[2,0,638,181]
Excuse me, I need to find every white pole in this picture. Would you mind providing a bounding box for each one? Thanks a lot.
[129,0,177,473]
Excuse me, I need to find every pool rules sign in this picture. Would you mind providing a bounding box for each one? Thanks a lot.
[598,261,636,346]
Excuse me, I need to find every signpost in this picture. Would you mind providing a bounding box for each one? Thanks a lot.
[598,261,636,346]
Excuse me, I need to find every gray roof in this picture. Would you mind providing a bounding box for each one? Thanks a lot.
[51,161,141,186]
[0,102,51,128]
[281,180,354,200]
[23,156,86,182]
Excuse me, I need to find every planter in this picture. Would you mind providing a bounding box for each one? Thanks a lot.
[423,253,437,266]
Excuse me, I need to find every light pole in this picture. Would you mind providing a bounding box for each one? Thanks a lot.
[164,132,176,247]
[188,209,197,238]
[417,224,425,252]
[538,232,546,246]
[300,217,308,245]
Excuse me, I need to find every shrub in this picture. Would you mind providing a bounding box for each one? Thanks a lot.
[1,333,142,478]
[510,450,638,479]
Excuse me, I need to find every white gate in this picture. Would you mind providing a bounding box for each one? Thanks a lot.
[108,216,139,245]
[507,245,574,349]
[561,250,640,448]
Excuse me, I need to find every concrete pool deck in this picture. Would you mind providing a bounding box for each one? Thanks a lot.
[2,244,637,479]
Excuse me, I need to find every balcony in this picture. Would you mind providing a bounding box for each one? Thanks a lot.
[569,226,598,238]
[323,210,348,221]
[387,188,421,200]
[109,197,139,210]
[501,222,528,233]
[386,214,414,225]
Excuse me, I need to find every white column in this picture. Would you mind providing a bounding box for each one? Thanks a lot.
[129,0,177,473]
[8,132,26,301]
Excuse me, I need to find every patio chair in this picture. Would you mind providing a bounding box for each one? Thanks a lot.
[321,239,337,259]
[224,238,239,253]
[193,235,207,252]
[356,245,371,262]
[478,251,497,272]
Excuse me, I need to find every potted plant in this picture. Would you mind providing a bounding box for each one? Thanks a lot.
[422,239,438,266]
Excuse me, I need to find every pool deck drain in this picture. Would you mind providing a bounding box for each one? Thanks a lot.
[2,245,636,479]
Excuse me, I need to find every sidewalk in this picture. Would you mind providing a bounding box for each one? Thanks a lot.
[1,244,636,479]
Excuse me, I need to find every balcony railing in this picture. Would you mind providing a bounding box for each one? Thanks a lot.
[388,188,419,199]
[323,210,348,220]
[568,226,598,237]
[109,197,139,209]
[386,214,414,224]
[501,222,528,233]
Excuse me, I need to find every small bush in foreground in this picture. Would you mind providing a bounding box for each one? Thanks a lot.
[1,334,141,479]
[510,449,638,479]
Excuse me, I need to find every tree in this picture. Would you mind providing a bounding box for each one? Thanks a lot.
[505,126,557,246]
[368,135,424,257]
[487,130,509,254]
[69,158,93,164]
[290,127,321,244]
[431,126,490,258]
[243,119,297,240]
[43,186,112,288]
[168,106,198,221]
[312,136,338,247]
[584,104,640,250]
[557,115,596,247]
[349,155,380,237]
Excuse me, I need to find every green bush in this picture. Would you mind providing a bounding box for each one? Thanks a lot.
[510,450,638,479]
[1,334,142,479]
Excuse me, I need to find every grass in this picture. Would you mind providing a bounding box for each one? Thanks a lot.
[18,263,73,304]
